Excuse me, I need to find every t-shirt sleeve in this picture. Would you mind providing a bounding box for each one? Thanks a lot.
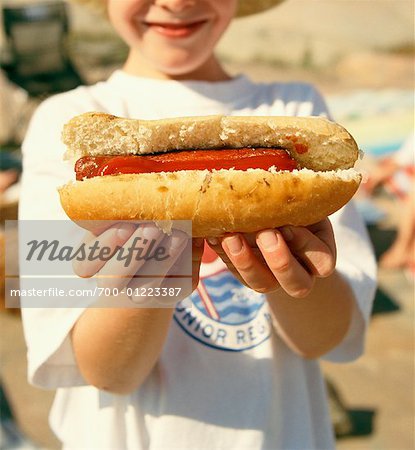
[270,82,377,362]
[21,307,86,388]
[19,93,81,220]
[308,85,377,362]
[322,202,377,362]
[19,94,90,388]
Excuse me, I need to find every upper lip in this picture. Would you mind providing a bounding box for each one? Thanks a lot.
[142,19,208,27]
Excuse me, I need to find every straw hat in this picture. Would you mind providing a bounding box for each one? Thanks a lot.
[70,0,285,18]
[237,0,285,17]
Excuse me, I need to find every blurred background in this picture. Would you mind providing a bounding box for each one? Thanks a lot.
[0,0,414,449]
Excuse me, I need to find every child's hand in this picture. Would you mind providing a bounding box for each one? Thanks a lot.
[73,222,203,305]
[207,219,336,298]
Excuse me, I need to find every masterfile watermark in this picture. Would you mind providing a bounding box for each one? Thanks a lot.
[25,235,170,267]
[4,220,193,308]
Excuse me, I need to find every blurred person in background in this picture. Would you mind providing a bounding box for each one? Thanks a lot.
[0,71,23,216]
[0,170,18,193]
[365,133,414,275]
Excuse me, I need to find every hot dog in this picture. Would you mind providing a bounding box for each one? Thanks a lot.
[58,112,361,237]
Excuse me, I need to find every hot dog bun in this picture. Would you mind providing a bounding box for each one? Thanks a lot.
[59,113,361,237]
[62,113,358,171]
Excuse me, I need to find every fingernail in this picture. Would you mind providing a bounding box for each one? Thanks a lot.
[207,237,219,246]
[258,230,279,252]
[142,224,161,241]
[117,223,135,240]
[280,226,294,242]
[224,235,243,255]
[170,232,188,250]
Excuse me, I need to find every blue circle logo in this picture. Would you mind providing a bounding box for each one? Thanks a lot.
[174,270,272,352]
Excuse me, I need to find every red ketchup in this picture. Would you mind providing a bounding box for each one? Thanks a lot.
[75,148,299,181]
[284,135,309,154]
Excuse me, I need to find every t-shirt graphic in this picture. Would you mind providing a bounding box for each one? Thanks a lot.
[174,244,272,351]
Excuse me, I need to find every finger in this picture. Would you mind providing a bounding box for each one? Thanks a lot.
[127,229,189,292]
[73,223,137,278]
[208,238,270,285]
[191,238,204,290]
[256,229,315,298]
[206,238,253,286]
[126,230,190,308]
[219,234,281,293]
[165,238,203,291]
[192,238,205,263]
[97,223,166,290]
[154,239,201,305]
[306,218,336,261]
[207,238,270,282]
[280,223,336,278]
[75,220,121,237]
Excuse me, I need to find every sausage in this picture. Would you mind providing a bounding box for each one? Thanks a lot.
[75,148,300,180]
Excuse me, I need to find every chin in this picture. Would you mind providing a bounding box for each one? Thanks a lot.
[147,50,210,78]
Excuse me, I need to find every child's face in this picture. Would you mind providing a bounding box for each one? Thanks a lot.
[108,0,237,77]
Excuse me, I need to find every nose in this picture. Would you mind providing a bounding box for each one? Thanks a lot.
[154,0,196,13]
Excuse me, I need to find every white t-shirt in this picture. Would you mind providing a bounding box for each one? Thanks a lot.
[19,71,377,450]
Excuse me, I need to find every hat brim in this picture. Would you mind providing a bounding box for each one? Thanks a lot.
[236,0,285,17]
[69,0,285,18]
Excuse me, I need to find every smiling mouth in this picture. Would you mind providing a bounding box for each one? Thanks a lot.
[143,20,208,38]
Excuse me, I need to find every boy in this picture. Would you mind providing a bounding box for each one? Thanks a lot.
[19,1,376,448]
